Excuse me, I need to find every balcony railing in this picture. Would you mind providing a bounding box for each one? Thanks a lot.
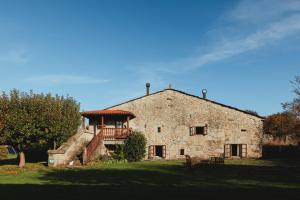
[102,128,133,140]
[83,127,133,163]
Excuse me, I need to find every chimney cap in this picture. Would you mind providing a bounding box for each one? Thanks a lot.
[146,82,150,87]
[202,89,207,99]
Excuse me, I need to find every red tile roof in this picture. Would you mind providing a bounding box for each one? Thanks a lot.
[81,109,135,118]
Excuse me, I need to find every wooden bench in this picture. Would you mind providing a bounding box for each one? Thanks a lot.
[185,155,208,168]
[209,154,224,165]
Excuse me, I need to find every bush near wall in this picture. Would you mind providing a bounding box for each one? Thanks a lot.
[0,145,8,160]
[124,132,146,162]
[262,145,300,158]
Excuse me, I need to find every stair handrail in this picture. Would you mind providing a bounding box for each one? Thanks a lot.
[83,130,103,163]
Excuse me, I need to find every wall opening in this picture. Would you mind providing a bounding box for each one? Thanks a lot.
[224,144,247,158]
[231,144,238,156]
[190,125,208,135]
[180,149,184,155]
[148,145,166,159]
[155,146,163,157]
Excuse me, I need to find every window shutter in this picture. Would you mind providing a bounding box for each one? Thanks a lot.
[241,144,247,158]
[190,127,195,136]
[224,144,231,158]
[204,125,208,135]
[148,145,154,159]
[162,145,166,158]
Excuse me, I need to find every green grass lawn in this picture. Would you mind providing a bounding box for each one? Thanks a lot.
[0,157,299,199]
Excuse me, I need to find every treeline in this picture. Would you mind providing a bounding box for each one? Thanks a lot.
[263,76,300,142]
[0,89,81,167]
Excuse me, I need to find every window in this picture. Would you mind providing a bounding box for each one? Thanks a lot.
[190,125,207,136]
[180,149,184,155]
[116,121,123,128]
[241,129,247,132]
[196,127,205,135]
[158,127,161,133]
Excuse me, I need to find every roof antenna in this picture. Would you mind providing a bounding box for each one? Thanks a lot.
[168,84,172,89]
[202,89,207,99]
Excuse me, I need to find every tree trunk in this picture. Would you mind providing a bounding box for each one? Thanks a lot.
[18,151,25,168]
[53,141,57,150]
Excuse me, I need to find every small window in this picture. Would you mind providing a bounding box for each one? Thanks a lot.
[190,125,207,136]
[196,127,205,135]
[180,149,184,155]
[241,129,247,132]
[116,121,123,128]
[158,127,161,133]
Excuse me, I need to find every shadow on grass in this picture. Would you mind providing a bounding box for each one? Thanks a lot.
[1,160,300,199]
[0,157,18,165]
[0,184,299,200]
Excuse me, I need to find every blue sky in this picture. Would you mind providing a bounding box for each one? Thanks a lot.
[0,0,299,116]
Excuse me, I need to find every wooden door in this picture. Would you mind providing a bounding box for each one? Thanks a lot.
[224,144,231,158]
[240,144,247,158]
[162,145,166,158]
[148,145,154,159]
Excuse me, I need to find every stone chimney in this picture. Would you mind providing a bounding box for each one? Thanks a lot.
[146,82,150,95]
[202,89,207,99]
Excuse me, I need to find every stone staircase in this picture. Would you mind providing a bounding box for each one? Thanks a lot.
[48,128,94,167]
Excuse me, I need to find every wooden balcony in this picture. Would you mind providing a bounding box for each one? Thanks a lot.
[102,128,133,140]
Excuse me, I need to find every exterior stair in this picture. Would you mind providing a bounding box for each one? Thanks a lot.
[48,128,94,167]
[83,130,106,164]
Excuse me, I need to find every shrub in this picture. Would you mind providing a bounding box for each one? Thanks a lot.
[124,132,146,162]
[112,144,125,161]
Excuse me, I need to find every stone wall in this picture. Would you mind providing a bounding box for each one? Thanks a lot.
[48,128,93,167]
[109,89,263,159]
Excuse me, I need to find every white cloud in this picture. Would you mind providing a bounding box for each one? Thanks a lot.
[134,0,300,74]
[229,0,300,22]
[26,75,110,85]
[185,14,300,70]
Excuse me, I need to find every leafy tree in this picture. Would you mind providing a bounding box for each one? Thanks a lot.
[0,89,81,167]
[283,76,300,117]
[124,132,146,162]
[263,112,300,139]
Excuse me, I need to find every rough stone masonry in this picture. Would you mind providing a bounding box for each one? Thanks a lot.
[108,87,264,160]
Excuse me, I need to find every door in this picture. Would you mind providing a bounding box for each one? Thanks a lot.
[231,144,238,156]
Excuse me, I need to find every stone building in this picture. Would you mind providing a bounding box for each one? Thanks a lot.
[83,84,264,160]
[48,84,264,166]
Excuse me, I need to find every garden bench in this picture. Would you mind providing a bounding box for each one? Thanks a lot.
[209,154,224,165]
[185,155,208,168]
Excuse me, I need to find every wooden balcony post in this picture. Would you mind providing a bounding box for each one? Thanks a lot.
[127,116,129,132]
[82,116,86,129]
[101,116,104,131]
